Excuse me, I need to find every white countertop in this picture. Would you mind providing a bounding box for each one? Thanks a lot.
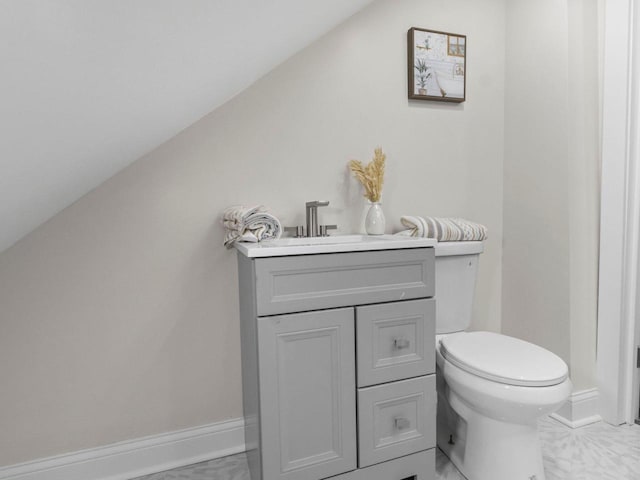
[234,234,436,258]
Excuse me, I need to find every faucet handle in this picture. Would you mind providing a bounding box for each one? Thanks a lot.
[284,226,305,237]
[305,200,330,208]
[319,225,337,237]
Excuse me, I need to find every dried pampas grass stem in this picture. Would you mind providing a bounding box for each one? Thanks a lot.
[349,147,386,203]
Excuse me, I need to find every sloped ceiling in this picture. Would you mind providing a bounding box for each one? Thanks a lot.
[0,0,374,253]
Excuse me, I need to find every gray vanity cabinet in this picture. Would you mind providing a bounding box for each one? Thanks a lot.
[237,248,436,480]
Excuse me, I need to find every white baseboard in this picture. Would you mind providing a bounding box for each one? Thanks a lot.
[550,388,601,428]
[0,417,245,480]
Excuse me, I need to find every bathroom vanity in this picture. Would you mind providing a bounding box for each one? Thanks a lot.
[235,236,437,480]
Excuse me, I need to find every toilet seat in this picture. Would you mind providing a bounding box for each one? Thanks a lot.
[440,331,568,387]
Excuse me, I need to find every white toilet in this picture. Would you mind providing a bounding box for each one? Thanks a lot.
[434,241,572,480]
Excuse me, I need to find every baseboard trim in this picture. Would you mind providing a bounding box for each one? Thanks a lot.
[0,417,245,480]
[550,388,601,428]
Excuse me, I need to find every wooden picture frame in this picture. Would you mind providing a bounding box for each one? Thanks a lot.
[408,27,466,103]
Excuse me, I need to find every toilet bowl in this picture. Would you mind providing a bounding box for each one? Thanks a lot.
[433,242,572,480]
[435,332,572,480]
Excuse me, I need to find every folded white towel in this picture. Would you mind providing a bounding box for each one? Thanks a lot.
[222,205,282,248]
[399,216,487,241]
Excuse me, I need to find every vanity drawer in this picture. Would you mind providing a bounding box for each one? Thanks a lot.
[356,299,435,387]
[357,376,436,468]
[254,248,434,316]
[328,448,435,480]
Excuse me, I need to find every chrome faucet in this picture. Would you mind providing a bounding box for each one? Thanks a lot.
[305,201,329,238]
[284,201,337,237]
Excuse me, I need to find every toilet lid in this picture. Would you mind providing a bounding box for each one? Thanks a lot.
[440,332,568,387]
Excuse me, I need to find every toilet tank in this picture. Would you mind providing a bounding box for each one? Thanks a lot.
[435,241,484,334]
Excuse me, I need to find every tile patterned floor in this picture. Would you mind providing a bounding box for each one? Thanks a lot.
[539,417,640,480]
[135,417,640,480]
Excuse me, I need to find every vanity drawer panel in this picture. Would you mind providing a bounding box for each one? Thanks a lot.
[357,376,436,468]
[328,448,435,480]
[356,299,435,387]
[254,248,434,316]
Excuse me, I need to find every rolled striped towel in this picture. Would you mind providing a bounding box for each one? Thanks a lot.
[399,216,487,241]
[222,205,282,248]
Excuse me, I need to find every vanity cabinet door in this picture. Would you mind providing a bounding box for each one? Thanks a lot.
[257,308,357,480]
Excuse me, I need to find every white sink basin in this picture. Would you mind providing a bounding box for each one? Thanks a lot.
[235,234,436,257]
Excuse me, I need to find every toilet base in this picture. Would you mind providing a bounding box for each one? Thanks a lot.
[437,388,546,480]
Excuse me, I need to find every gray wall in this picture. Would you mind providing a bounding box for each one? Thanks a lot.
[0,0,506,466]
[502,0,600,391]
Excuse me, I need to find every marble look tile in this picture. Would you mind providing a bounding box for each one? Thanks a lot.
[539,416,640,480]
[134,417,640,480]
[135,453,249,480]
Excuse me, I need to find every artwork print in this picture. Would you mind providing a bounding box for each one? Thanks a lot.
[408,27,466,103]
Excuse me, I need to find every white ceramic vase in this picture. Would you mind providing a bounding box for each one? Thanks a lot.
[365,202,386,235]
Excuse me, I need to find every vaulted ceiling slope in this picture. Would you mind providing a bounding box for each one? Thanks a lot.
[0,0,374,253]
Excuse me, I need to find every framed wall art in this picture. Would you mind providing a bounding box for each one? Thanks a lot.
[408,27,466,103]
